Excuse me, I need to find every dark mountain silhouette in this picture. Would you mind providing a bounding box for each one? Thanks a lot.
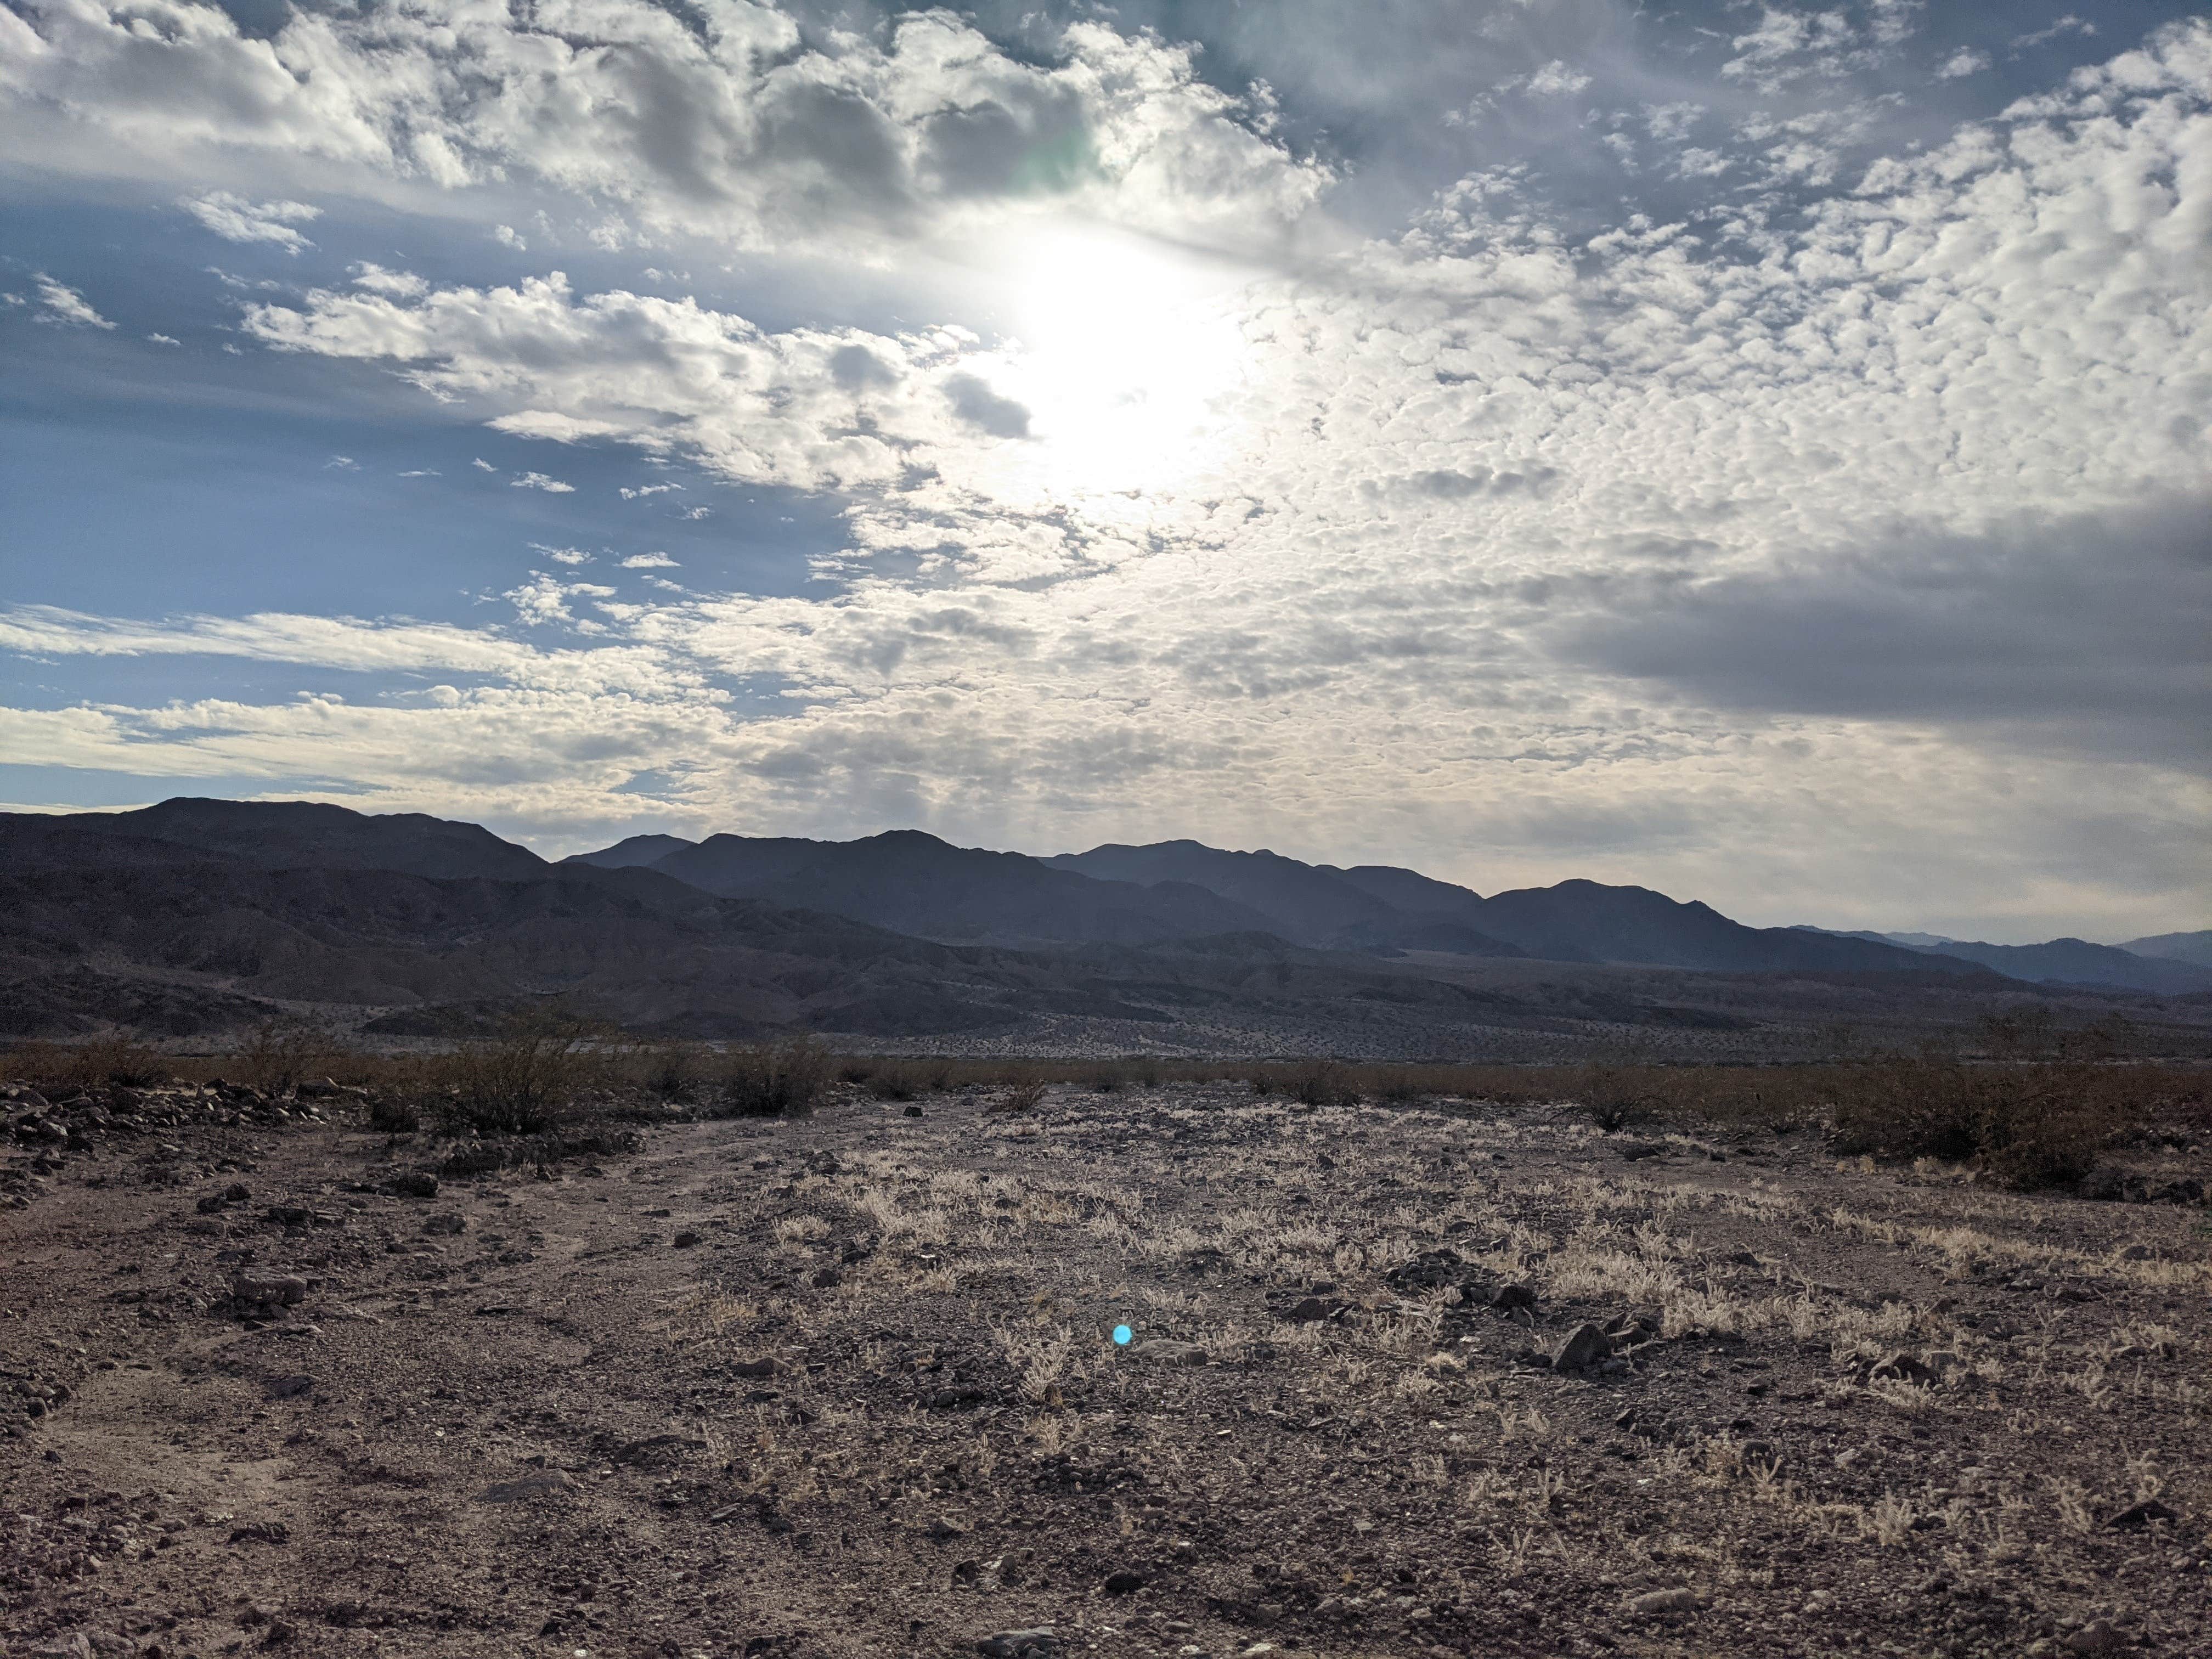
[1048,842,1961,975]
[2,798,545,882]
[1804,928,2212,995]
[1046,841,1525,957]
[562,833,696,870]
[2118,929,2212,970]
[631,830,1278,946]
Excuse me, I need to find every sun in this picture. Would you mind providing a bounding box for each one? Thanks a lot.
[984,221,1260,495]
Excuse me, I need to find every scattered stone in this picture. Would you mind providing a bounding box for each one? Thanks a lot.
[228,1521,290,1544]
[261,1374,315,1400]
[1286,1296,1339,1323]
[2062,1620,2123,1653]
[382,1172,439,1199]
[1104,1570,1146,1594]
[2108,1499,2180,1530]
[978,1630,1059,1659]
[1385,1249,1464,1291]
[1617,1141,1669,1162]
[732,1357,779,1379]
[1868,1351,1939,1386]
[1630,1588,1701,1616]
[1489,1282,1538,1312]
[421,1212,465,1235]
[1549,1323,1613,1373]
[1126,1340,1207,1366]
[673,1230,701,1248]
[904,1105,924,1118]
[479,1472,579,1504]
[928,1516,969,1541]
[232,1273,307,1309]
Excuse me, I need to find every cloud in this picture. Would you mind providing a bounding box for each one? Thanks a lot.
[181,191,321,252]
[534,545,594,566]
[32,275,114,328]
[472,458,496,472]
[1934,47,1989,80]
[493,224,526,251]
[241,269,1032,493]
[510,471,575,493]
[0,0,1328,258]
[1523,61,1592,97]
[620,484,681,499]
[504,574,616,628]
[146,332,179,346]
[325,454,358,470]
[619,553,678,569]
[2013,16,2096,52]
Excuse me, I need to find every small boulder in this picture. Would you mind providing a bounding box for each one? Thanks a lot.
[1549,1323,1612,1373]
[1489,1282,1538,1312]
[2107,1499,2179,1530]
[1286,1296,1339,1323]
[1103,1570,1146,1595]
[1630,1588,1700,1616]
[2063,1620,2124,1653]
[673,1230,701,1249]
[233,1273,308,1308]
[382,1172,439,1199]
[978,1632,1058,1659]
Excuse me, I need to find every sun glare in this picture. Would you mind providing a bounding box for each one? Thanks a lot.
[988,222,1257,495]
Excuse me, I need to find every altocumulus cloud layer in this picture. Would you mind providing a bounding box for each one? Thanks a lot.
[0,0,2207,940]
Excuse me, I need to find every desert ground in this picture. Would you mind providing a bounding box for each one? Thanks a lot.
[4,1073,2209,1659]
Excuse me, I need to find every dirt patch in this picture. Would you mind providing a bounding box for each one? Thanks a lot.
[4,1082,2210,1657]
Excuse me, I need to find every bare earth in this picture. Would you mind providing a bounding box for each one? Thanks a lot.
[4,1081,2209,1659]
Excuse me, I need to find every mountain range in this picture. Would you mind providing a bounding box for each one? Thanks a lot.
[1800,928,2212,996]
[3,798,2207,1052]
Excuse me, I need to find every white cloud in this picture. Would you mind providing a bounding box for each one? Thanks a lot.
[181,190,321,252]
[32,274,114,328]
[1934,47,1989,80]
[0,0,1328,258]
[471,458,497,472]
[619,553,677,569]
[620,483,682,499]
[325,454,358,470]
[493,224,526,251]
[1523,60,1592,97]
[535,545,594,566]
[146,332,180,346]
[510,471,576,493]
[398,468,440,477]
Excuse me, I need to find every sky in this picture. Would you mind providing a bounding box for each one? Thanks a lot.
[1,0,2207,944]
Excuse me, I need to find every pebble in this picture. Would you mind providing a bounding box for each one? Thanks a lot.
[478,1471,579,1504]
[1630,1588,1701,1616]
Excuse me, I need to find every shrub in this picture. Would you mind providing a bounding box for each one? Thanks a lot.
[439,1011,606,1134]
[716,1037,831,1118]
[1290,1058,1358,1109]
[236,1017,325,1096]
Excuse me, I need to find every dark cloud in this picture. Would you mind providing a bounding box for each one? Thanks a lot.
[943,373,1031,438]
[1555,500,2212,770]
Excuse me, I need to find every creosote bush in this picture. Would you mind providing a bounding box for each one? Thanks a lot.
[716,1037,832,1118]
[438,1011,610,1135]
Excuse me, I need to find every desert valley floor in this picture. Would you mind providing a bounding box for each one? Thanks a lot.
[4,1080,2209,1659]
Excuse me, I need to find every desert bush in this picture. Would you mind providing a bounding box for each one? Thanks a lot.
[437,1011,608,1134]
[636,1041,707,1102]
[235,1017,325,1096]
[989,1081,1048,1114]
[716,1037,832,1118]
[1825,1060,2143,1187]
[9,1032,174,1091]
[1290,1058,1359,1108]
[365,1094,422,1133]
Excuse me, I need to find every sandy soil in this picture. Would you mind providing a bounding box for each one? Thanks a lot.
[4,1080,2209,1659]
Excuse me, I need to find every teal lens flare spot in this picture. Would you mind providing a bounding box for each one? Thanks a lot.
[1113,1324,1133,1346]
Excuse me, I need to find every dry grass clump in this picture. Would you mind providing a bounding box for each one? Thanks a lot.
[436,1011,613,1133]
[8,1031,177,1091]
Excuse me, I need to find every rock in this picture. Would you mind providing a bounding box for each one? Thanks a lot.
[673,1230,701,1248]
[421,1212,465,1235]
[264,1206,312,1227]
[2062,1620,2123,1652]
[1549,1323,1612,1373]
[479,1472,579,1504]
[904,1105,924,1118]
[261,1375,315,1400]
[1127,1340,1207,1366]
[731,1357,778,1379]
[928,1517,969,1540]
[978,1631,1058,1659]
[811,1266,842,1288]
[1618,1141,1669,1161]
[1286,1296,1339,1323]
[1630,1588,1700,1616]
[1868,1352,1938,1386]
[382,1172,438,1199]
[1385,1249,1464,1291]
[1104,1570,1146,1594]
[25,1635,95,1658]
[296,1077,340,1099]
[1489,1282,1538,1312]
[233,1273,308,1308]
[228,1521,290,1544]
[2077,1166,2126,1201]
[2107,1499,2180,1530]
